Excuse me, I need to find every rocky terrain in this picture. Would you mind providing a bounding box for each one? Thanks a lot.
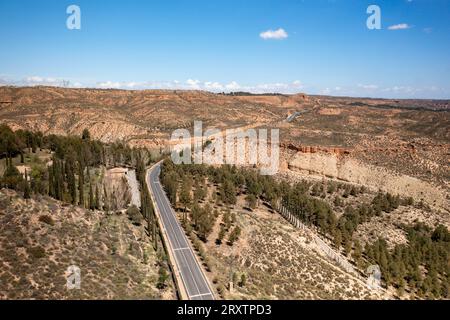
[193,192,390,300]
[1,86,448,209]
[0,86,309,148]
[1,87,447,183]
[0,86,448,300]
[0,189,175,300]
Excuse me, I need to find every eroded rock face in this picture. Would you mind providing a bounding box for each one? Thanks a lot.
[288,150,448,209]
[282,143,350,156]
[0,87,314,149]
[1,86,448,209]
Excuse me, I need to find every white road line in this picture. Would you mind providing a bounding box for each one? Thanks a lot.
[173,247,190,252]
[150,175,189,294]
[189,293,213,299]
[151,165,214,299]
[151,173,204,298]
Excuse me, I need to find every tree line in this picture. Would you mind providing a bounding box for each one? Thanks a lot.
[0,124,153,209]
[158,159,448,298]
[364,223,449,298]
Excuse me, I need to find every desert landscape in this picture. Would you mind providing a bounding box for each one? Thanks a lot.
[1,86,448,300]
[1,86,448,208]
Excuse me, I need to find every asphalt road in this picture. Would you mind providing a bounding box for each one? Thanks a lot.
[147,163,215,300]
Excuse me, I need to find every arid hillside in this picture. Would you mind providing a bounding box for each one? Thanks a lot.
[0,189,175,300]
[0,86,310,147]
[2,86,447,144]
[0,86,449,300]
[1,86,448,208]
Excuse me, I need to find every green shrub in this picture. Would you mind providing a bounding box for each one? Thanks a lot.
[27,246,46,259]
[38,215,55,226]
[126,205,143,225]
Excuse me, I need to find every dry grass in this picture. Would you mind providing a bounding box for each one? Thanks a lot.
[179,185,390,300]
[0,189,175,300]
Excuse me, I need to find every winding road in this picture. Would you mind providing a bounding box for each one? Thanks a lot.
[146,162,215,300]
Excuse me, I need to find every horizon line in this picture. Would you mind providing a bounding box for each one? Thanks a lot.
[1,85,450,102]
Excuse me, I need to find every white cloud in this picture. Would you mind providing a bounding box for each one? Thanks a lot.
[321,88,331,95]
[260,28,288,40]
[225,81,240,90]
[204,81,224,90]
[382,86,415,93]
[72,82,83,88]
[25,76,59,84]
[292,80,304,89]
[186,79,201,89]
[98,81,122,89]
[26,76,44,83]
[358,84,379,90]
[124,82,140,88]
[2,76,449,99]
[21,76,76,87]
[388,23,411,30]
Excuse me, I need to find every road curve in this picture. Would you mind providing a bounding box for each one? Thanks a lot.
[147,162,215,300]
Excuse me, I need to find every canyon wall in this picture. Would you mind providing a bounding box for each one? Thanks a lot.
[288,151,448,209]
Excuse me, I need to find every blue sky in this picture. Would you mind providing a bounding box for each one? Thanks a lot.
[0,0,449,98]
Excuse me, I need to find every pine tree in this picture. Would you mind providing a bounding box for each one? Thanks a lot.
[223,210,232,230]
[245,194,257,210]
[352,239,363,268]
[221,179,236,206]
[397,278,406,297]
[156,266,169,289]
[240,273,247,287]
[179,180,192,213]
[344,237,353,257]
[334,229,342,249]
[217,224,226,244]
[228,226,241,246]
[82,128,91,140]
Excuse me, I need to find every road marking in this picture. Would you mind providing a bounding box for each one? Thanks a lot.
[189,293,213,299]
[149,164,214,299]
[151,175,204,297]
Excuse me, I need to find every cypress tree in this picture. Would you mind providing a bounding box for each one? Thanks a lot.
[67,162,77,204]
[78,164,85,207]
[95,184,100,210]
[89,182,94,210]
[57,160,65,201]
[48,165,54,197]
[53,161,59,200]
[103,184,109,212]
[23,169,31,199]
[56,161,63,200]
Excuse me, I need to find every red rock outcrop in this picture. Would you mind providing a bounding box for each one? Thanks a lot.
[282,143,351,156]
